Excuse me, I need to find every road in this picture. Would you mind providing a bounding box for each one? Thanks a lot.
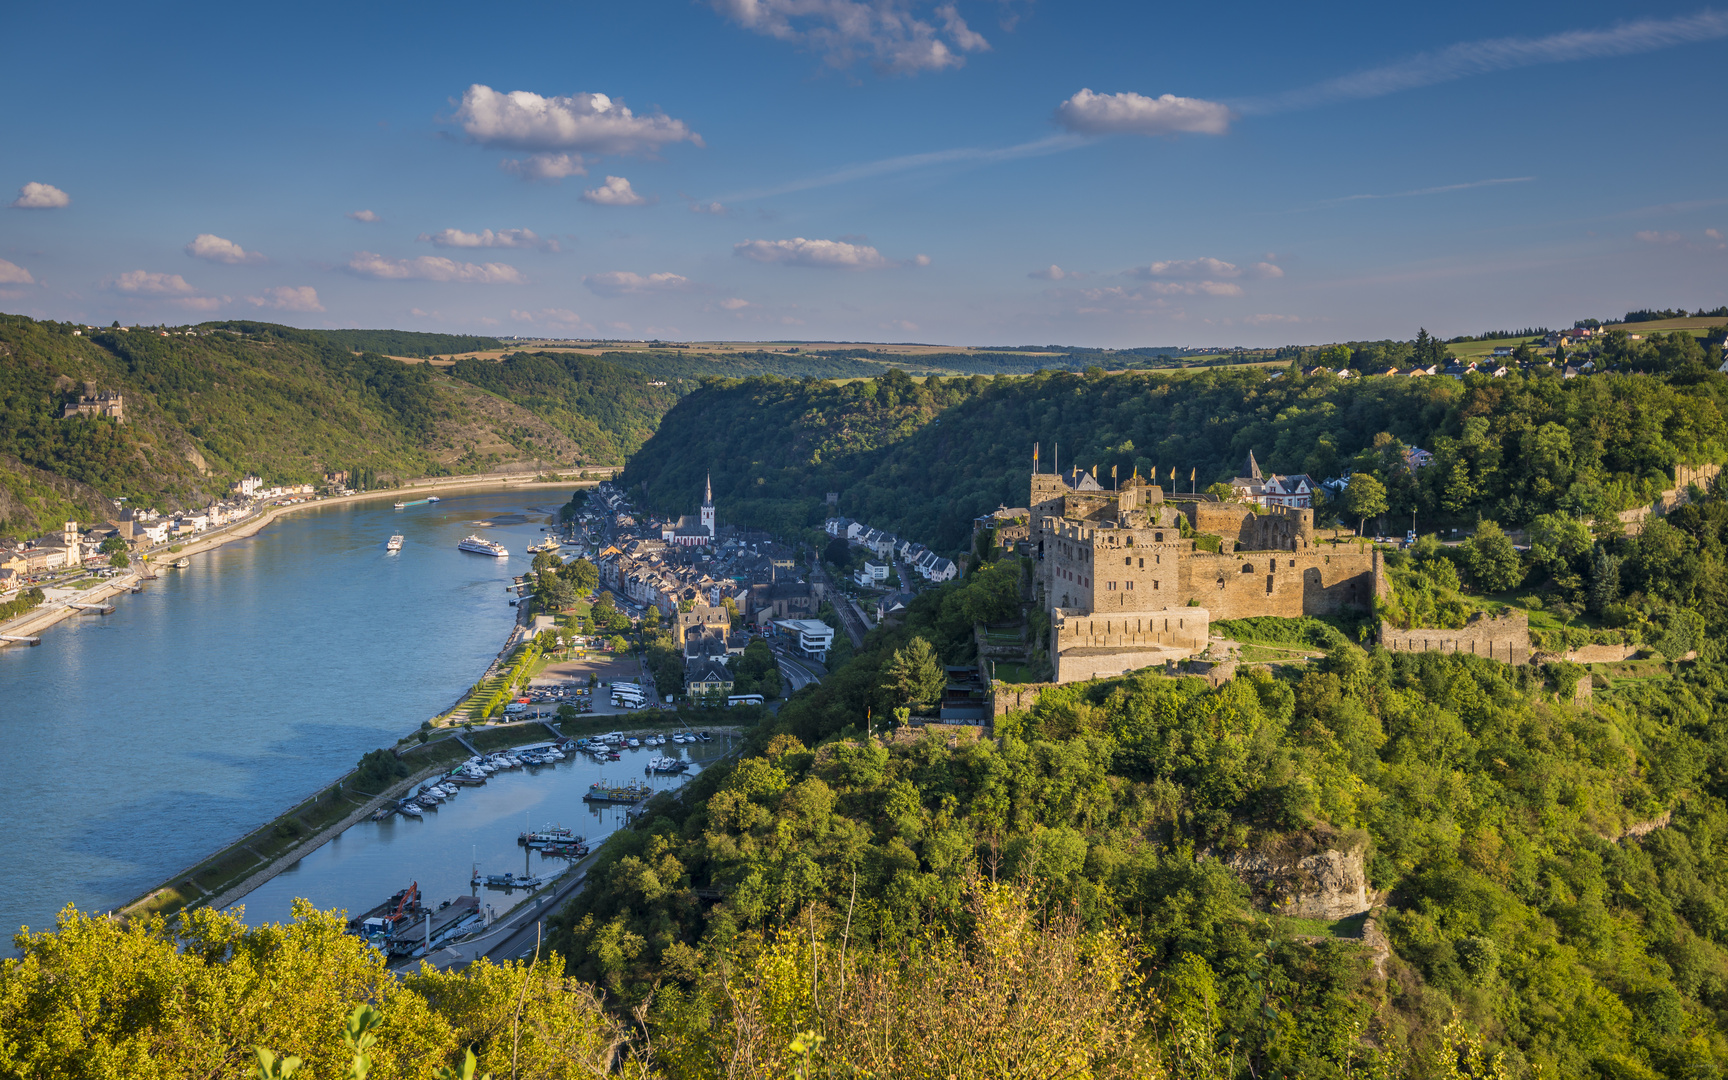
[776,649,827,693]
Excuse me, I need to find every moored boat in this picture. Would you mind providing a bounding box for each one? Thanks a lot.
[584,779,652,804]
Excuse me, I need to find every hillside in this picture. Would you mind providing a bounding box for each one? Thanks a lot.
[622,332,1728,551]
[0,315,665,537]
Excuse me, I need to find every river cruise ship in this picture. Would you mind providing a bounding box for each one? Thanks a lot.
[386,535,404,551]
[458,534,508,557]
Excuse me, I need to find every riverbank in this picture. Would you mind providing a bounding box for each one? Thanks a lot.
[0,467,614,648]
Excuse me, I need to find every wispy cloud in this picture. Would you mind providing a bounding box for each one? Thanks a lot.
[418,227,551,250]
[346,252,525,284]
[582,271,694,297]
[1236,10,1728,115]
[718,134,1084,202]
[246,286,324,312]
[0,258,36,285]
[735,237,927,269]
[347,209,380,223]
[500,153,587,181]
[1306,175,1536,209]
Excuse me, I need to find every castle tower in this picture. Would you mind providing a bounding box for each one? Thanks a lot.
[700,474,715,537]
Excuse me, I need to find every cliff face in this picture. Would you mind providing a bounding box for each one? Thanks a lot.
[1223,840,1373,920]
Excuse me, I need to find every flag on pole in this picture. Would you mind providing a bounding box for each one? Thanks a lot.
[1190,467,1196,493]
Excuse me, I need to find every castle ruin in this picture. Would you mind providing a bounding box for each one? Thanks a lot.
[1031,457,1385,682]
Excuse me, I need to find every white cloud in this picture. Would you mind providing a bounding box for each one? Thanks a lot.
[1143,280,1244,296]
[113,270,198,295]
[0,259,35,285]
[708,0,990,74]
[346,252,525,284]
[347,209,381,223]
[246,286,324,312]
[719,297,753,310]
[110,270,230,309]
[1133,257,1242,279]
[912,253,931,266]
[1029,264,1069,280]
[734,237,896,269]
[690,200,728,214]
[11,182,70,209]
[1707,228,1724,241]
[418,228,546,250]
[1636,230,1684,244]
[511,307,588,330]
[582,271,693,297]
[882,318,920,332]
[501,153,588,181]
[452,85,699,154]
[1250,262,1284,279]
[185,233,265,264]
[581,176,650,206]
[1056,89,1232,136]
[1237,10,1728,116]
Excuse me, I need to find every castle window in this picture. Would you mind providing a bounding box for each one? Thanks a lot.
[1152,580,1159,589]
[1289,559,1296,567]
[1241,563,1254,573]
[1126,581,1134,589]
[1125,556,1132,566]
[1107,581,1116,590]
[1155,532,1164,541]
[1137,558,1144,568]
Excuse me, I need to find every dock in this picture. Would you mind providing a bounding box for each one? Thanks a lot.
[0,634,41,647]
[68,602,116,615]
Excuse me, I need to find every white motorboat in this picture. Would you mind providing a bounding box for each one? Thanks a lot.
[427,496,441,502]
[397,802,423,818]
[386,535,404,551]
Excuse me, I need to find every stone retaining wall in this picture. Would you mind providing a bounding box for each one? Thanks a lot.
[1380,610,1529,665]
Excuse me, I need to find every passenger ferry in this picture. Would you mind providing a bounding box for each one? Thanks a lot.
[458,534,508,557]
[386,535,404,551]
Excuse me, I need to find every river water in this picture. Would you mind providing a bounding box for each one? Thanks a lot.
[0,489,615,938]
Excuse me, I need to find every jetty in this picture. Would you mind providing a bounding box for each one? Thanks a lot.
[0,634,41,647]
[69,601,116,615]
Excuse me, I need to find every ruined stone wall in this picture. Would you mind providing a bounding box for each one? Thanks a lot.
[992,682,1057,716]
[1182,502,1312,551]
[1379,610,1530,664]
[1054,606,1210,653]
[1177,548,1381,620]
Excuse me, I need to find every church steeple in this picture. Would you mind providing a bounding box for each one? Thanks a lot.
[1245,450,1262,480]
[700,474,716,537]
[703,473,713,506]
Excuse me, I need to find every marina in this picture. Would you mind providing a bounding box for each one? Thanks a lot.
[232,733,717,926]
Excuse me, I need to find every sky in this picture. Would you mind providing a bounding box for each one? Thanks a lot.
[2,0,1725,347]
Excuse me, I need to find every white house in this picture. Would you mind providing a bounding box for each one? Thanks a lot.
[775,618,835,660]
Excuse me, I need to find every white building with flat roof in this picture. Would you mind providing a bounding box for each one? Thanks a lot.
[775,618,835,659]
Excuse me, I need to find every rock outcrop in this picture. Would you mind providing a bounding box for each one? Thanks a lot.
[1223,837,1372,920]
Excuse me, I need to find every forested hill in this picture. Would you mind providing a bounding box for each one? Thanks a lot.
[622,331,1728,551]
[0,315,668,538]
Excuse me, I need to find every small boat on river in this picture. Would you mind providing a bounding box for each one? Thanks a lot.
[584,780,652,804]
[386,535,404,551]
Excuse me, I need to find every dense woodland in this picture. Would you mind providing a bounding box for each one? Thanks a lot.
[0,317,671,537]
[623,329,1728,551]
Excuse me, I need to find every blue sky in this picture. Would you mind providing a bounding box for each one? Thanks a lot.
[2,0,1724,346]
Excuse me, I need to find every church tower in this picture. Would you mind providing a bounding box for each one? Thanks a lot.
[700,474,716,537]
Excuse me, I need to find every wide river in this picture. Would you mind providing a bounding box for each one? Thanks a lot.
[0,488,691,937]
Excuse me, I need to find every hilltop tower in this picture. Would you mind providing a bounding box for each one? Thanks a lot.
[700,474,716,537]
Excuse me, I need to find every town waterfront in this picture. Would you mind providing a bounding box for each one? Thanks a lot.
[0,489,566,939]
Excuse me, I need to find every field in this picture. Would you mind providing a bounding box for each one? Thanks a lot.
[1603,316,1726,336]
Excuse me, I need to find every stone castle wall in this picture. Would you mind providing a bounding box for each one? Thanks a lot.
[1186,502,1313,551]
[1180,548,1383,620]
[1054,606,1210,652]
[1380,610,1530,664]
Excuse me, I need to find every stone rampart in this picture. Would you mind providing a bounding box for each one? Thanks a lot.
[992,682,1057,716]
[1179,548,1381,620]
[1380,610,1530,664]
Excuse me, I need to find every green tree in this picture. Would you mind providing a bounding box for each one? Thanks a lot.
[824,536,851,566]
[882,636,945,709]
[643,605,661,630]
[109,551,130,568]
[1341,473,1387,537]
[98,536,128,556]
[531,550,561,575]
[1205,481,1235,500]
[560,557,599,594]
[608,634,629,653]
[1461,520,1524,592]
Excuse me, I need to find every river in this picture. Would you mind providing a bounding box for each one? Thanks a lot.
[0,489,580,938]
